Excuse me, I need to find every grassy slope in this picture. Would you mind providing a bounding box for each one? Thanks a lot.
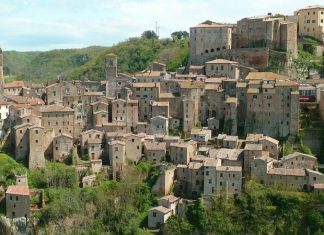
[3,38,189,83]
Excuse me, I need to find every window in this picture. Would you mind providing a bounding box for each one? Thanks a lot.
[220,173,223,177]
[153,212,157,217]
[35,130,38,134]
[313,177,317,181]
[220,181,222,186]
[16,196,18,200]
[196,180,199,185]
[10,196,12,200]
[206,171,209,176]
[20,130,22,134]
[35,140,38,143]
[209,179,212,184]
[232,183,234,186]
[115,147,118,151]
[312,20,316,23]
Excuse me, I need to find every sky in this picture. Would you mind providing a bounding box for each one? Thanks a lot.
[0,0,322,51]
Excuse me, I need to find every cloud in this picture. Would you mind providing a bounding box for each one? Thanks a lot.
[0,0,322,50]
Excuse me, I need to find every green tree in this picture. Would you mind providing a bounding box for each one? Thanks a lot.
[141,30,158,40]
[187,198,206,231]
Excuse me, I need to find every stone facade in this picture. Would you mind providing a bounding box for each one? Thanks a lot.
[53,133,73,162]
[295,5,324,42]
[6,185,30,219]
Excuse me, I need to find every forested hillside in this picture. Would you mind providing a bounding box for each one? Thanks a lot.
[3,34,189,83]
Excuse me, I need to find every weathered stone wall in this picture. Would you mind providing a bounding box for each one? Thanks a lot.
[190,48,269,69]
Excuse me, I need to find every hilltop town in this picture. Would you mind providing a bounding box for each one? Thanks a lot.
[1,4,324,234]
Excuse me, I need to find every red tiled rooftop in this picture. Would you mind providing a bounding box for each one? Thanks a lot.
[6,185,29,196]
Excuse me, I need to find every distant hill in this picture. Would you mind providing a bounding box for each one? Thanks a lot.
[3,46,107,83]
[3,37,189,83]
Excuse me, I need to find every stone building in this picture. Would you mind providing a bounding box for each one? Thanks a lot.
[108,140,126,180]
[131,83,160,121]
[41,104,75,138]
[28,125,45,169]
[205,59,239,78]
[295,5,324,42]
[152,165,176,196]
[123,133,144,163]
[53,133,73,162]
[144,141,166,163]
[279,152,317,169]
[4,81,25,96]
[190,128,212,144]
[215,166,242,196]
[151,101,169,118]
[150,116,169,135]
[189,21,235,64]
[235,15,297,58]
[80,129,104,160]
[170,140,197,165]
[6,185,30,219]
[242,72,299,137]
[224,97,238,135]
[148,206,172,228]
[14,123,33,161]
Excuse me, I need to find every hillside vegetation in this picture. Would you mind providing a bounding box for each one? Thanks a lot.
[3,36,189,83]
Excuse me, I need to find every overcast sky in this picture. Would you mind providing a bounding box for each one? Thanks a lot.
[0,0,321,51]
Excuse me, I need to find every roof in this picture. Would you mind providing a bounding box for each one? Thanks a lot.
[282,152,316,160]
[260,136,279,145]
[312,184,324,189]
[160,195,179,203]
[4,81,25,88]
[268,168,306,176]
[224,135,238,142]
[226,97,237,104]
[132,82,160,88]
[82,174,96,182]
[152,101,169,106]
[247,88,260,94]
[237,82,247,88]
[144,141,166,151]
[245,143,263,151]
[54,133,73,140]
[41,104,74,113]
[179,81,204,89]
[84,92,104,96]
[246,133,264,143]
[206,59,238,64]
[159,93,175,98]
[296,5,324,12]
[149,206,171,214]
[0,99,10,105]
[6,185,29,196]
[190,65,205,70]
[191,128,211,136]
[246,72,290,81]
[191,21,235,29]
[188,161,204,170]
[214,148,244,160]
[134,71,162,77]
[108,140,125,146]
[216,166,242,172]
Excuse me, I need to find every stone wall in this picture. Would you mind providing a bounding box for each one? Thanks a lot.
[190,48,269,69]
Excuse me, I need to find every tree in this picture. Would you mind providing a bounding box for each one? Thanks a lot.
[187,198,206,230]
[171,31,189,41]
[141,30,158,40]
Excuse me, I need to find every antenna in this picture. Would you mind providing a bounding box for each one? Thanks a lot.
[155,21,158,36]
[158,26,160,37]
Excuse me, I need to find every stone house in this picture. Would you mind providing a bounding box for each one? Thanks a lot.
[243,143,263,174]
[170,140,197,165]
[53,133,73,162]
[108,140,126,180]
[152,101,169,118]
[148,206,172,228]
[215,166,242,196]
[190,128,212,144]
[259,136,279,159]
[28,125,45,169]
[152,165,176,196]
[224,97,238,135]
[216,134,238,149]
[205,59,239,78]
[131,82,160,121]
[207,117,219,134]
[158,195,179,215]
[295,5,324,42]
[82,175,96,187]
[41,104,75,138]
[144,141,166,163]
[214,148,244,167]
[150,116,169,135]
[123,133,144,163]
[14,123,33,161]
[279,152,317,169]
[6,185,30,219]
[80,129,104,160]
[4,81,25,96]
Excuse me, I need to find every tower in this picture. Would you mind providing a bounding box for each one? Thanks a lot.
[105,53,117,80]
[0,48,3,97]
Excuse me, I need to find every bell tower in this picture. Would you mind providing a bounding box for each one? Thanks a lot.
[105,53,117,80]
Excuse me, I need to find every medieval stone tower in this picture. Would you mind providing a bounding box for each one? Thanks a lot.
[0,48,4,97]
[105,53,117,80]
